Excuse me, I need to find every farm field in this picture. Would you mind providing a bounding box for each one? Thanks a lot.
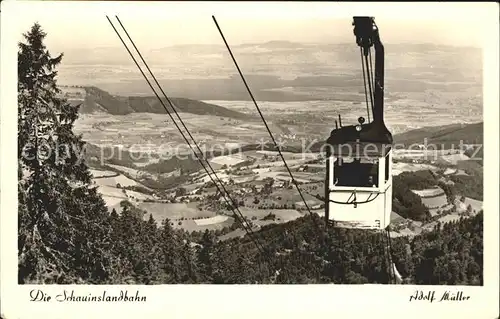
[81,113,482,237]
[218,228,254,241]
[436,214,463,224]
[242,187,320,209]
[170,216,235,233]
[124,189,155,201]
[100,195,126,213]
[88,146,483,236]
[136,202,213,221]
[237,207,304,224]
[390,227,424,238]
[410,187,448,210]
[74,111,301,150]
[135,201,238,232]
[194,172,231,184]
[96,184,157,210]
[443,168,457,175]
[464,197,482,212]
[94,174,141,188]
[106,163,143,179]
[97,185,127,198]
[420,195,448,209]
[209,154,247,167]
[90,169,118,178]
[454,197,483,213]
[194,215,229,226]
[440,153,471,165]
[392,162,439,176]
[390,211,406,224]
[411,187,444,197]
[429,204,454,217]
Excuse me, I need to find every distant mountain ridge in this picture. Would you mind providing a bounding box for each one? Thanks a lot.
[57,40,482,102]
[66,86,252,119]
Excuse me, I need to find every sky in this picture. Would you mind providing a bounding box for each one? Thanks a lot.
[9,2,494,51]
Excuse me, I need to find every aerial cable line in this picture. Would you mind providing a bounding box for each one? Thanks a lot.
[369,20,379,99]
[380,229,394,284]
[108,16,264,255]
[114,23,268,258]
[385,229,396,284]
[109,17,280,282]
[106,16,268,261]
[360,47,371,123]
[303,181,382,206]
[368,49,376,116]
[212,16,321,232]
[380,230,389,284]
[364,52,375,116]
[368,49,375,101]
[327,192,380,206]
[212,16,322,273]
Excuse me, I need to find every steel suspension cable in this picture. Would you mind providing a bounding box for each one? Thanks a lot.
[112,16,267,255]
[381,229,394,284]
[360,47,371,123]
[364,52,375,116]
[368,48,376,106]
[107,16,268,260]
[212,16,321,231]
[385,228,396,284]
[379,230,389,284]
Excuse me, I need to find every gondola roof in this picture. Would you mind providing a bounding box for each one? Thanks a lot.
[325,122,393,157]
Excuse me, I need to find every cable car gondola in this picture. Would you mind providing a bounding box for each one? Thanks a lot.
[324,17,393,230]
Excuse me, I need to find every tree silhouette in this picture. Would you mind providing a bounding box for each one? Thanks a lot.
[18,23,114,283]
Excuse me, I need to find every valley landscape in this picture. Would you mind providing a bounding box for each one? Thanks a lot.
[17,19,485,286]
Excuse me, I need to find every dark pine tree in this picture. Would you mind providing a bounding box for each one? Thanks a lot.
[17,23,114,284]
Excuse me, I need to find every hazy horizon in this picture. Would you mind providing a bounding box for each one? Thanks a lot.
[11,2,490,53]
[48,40,482,52]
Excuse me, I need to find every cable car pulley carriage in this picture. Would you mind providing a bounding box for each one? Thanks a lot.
[324,17,394,230]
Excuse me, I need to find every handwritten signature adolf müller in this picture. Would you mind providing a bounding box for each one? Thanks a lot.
[409,290,470,303]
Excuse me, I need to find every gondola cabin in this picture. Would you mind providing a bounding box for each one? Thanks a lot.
[324,117,393,229]
[323,16,394,229]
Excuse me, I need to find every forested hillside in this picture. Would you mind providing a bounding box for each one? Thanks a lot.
[23,201,482,285]
[394,122,483,147]
[78,86,253,119]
